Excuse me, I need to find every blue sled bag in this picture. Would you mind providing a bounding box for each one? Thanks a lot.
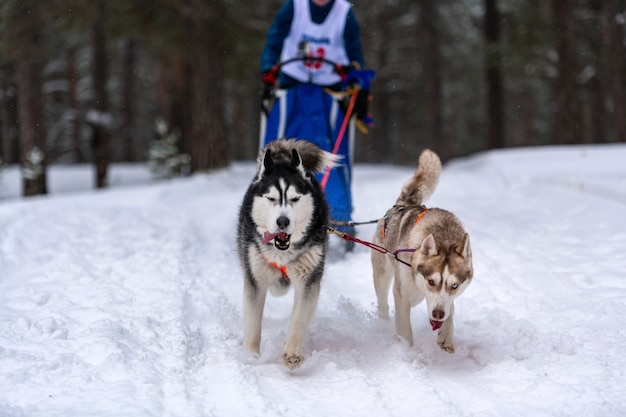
[259,83,355,225]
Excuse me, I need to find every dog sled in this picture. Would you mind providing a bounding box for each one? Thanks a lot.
[259,55,375,248]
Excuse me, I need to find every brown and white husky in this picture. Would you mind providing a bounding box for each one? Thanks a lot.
[371,149,473,353]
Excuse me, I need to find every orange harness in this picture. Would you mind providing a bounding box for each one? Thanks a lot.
[382,207,428,242]
[414,209,428,225]
[268,260,288,279]
[265,257,291,286]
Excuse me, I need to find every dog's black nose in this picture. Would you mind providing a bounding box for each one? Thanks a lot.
[276,216,290,230]
[432,309,445,320]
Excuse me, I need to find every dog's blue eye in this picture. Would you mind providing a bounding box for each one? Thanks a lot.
[451,283,459,290]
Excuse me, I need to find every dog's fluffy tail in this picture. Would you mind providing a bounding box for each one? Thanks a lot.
[258,138,339,173]
[395,149,442,206]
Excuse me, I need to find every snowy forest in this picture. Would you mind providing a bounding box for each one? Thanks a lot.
[0,0,625,197]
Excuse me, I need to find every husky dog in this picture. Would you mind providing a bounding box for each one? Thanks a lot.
[371,149,473,353]
[237,139,336,370]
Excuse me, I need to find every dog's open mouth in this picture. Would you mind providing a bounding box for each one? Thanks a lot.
[263,231,291,250]
[430,319,444,331]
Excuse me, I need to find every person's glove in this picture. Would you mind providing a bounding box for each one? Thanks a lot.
[334,63,357,81]
[341,69,376,91]
[355,89,370,121]
[261,65,279,87]
[355,89,374,128]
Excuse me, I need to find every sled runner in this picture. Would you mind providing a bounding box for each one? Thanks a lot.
[259,55,375,246]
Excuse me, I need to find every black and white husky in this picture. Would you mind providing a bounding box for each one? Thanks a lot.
[237,139,336,370]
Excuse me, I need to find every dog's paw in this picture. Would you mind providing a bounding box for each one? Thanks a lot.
[437,333,455,354]
[439,342,455,354]
[282,352,305,370]
[243,341,261,356]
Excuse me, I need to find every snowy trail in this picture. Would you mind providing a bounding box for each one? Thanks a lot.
[1,145,626,416]
[1,190,203,415]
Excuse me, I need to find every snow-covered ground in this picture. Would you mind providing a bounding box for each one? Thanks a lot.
[1,144,625,416]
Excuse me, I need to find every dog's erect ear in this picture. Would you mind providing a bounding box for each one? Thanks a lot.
[290,148,300,168]
[291,148,306,176]
[263,149,274,171]
[461,233,472,261]
[420,233,437,257]
[255,149,274,181]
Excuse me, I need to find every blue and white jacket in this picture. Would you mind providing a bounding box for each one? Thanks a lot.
[260,0,365,89]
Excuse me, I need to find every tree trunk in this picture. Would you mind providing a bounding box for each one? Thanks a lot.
[360,3,392,163]
[520,90,534,147]
[0,84,4,164]
[121,38,136,161]
[173,57,191,157]
[607,0,626,143]
[155,56,186,149]
[552,0,581,145]
[14,1,47,196]
[417,0,445,159]
[3,67,20,165]
[586,74,605,144]
[92,1,110,188]
[188,1,229,172]
[485,0,505,149]
[67,47,85,163]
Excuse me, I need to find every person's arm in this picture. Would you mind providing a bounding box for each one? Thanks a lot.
[344,9,364,69]
[260,0,295,72]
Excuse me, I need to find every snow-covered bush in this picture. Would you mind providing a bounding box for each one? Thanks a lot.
[148,119,190,179]
[22,147,45,181]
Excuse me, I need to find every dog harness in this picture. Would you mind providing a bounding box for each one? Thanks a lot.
[415,209,428,225]
[381,206,428,242]
[266,258,291,287]
[268,260,288,278]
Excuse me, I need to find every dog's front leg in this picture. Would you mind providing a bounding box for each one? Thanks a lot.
[282,279,320,370]
[437,303,455,353]
[393,279,414,346]
[243,278,267,355]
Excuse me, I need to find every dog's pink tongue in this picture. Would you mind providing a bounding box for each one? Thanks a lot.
[262,231,288,244]
[430,319,444,331]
